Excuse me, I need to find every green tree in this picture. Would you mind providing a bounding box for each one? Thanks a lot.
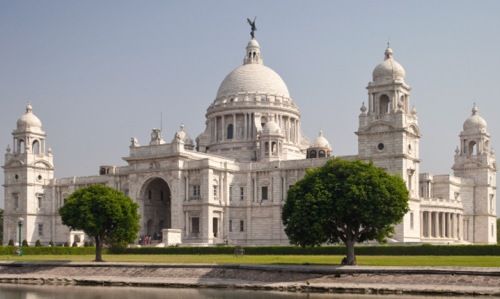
[282,158,409,265]
[59,185,140,261]
[497,218,500,244]
[0,208,3,244]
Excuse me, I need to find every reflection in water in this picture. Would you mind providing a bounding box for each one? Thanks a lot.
[0,284,478,299]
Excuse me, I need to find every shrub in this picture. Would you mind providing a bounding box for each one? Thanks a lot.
[8,240,14,246]
[35,240,42,247]
[72,241,78,247]
[49,241,54,247]
[22,240,28,247]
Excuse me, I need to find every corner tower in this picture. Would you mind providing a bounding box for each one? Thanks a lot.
[452,104,497,243]
[356,46,421,242]
[3,104,54,245]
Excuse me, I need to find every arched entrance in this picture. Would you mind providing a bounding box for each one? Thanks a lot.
[140,178,171,241]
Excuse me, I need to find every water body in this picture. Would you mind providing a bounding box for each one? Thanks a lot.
[0,284,480,299]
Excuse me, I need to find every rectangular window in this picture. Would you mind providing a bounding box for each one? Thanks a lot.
[240,220,245,232]
[38,224,44,236]
[240,187,245,201]
[229,220,232,232]
[191,217,200,234]
[229,185,233,202]
[261,186,268,200]
[410,212,414,230]
[191,185,200,199]
[213,217,219,237]
[37,194,43,209]
[490,194,495,213]
[13,193,19,210]
[213,185,218,199]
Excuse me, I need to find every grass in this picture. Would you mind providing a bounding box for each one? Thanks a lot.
[0,254,500,267]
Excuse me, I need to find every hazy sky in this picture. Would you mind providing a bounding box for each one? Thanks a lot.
[1,1,500,213]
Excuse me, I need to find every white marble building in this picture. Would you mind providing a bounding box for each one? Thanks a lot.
[2,35,497,246]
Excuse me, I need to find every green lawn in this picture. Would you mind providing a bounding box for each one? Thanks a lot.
[0,254,499,267]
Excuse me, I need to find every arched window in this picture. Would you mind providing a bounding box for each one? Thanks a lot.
[318,150,326,158]
[32,140,40,155]
[264,142,269,155]
[227,124,234,140]
[379,94,390,115]
[271,142,277,154]
[18,140,25,153]
[309,150,317,158]
[468,141,477,156]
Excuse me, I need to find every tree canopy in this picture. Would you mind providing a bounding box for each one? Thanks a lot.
[59,184,140,261]
[282,158,409,265]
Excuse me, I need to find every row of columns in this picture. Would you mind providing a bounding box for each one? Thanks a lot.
[420,211,463,240]
[210,113,299,143]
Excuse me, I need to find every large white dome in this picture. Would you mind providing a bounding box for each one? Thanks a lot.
[463,104,487,132]
[216,63,290,99]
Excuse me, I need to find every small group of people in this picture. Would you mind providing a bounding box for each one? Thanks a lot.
[138,232,162,245]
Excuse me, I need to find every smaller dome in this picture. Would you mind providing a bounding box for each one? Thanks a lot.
[262,120,281,135]
[372,47,406,82]
[311,130,331,149]
[463,104,487,132]
[247,38,260,48]
[173,125,194,146]
[17,104,42,130]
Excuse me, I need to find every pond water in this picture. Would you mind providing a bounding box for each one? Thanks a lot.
[0,284,480,299]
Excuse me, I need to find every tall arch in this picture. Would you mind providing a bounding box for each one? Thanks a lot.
[139,177,171,239]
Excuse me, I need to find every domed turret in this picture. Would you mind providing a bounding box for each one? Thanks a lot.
[463,104,487,132]
[262,120,282,135]
[372,46,406,82]
[307,130,332,159]
[17,104,42,131]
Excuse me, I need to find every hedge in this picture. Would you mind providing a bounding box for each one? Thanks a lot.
[2,245,500,256]
[0,246,97,255]
[109,245,500,256]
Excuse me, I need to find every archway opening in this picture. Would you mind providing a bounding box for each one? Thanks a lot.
[140,178,171,241]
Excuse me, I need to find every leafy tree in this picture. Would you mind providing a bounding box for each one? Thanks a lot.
[283,158,409,265]
[59,185,140,261]
[0,208,3,244]
[497,218,500,244]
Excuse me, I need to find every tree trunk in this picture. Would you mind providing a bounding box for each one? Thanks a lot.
[345,238,357,265]
[95,236,103,262]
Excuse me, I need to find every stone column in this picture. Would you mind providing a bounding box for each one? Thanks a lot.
[233,114,236,140]
[420,211,424,238]
[214,117,217,141]
[221,115,225,141]
[440,212,444,238]
[428,211,432,238]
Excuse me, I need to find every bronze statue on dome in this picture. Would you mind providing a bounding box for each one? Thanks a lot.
[247,17,257,39]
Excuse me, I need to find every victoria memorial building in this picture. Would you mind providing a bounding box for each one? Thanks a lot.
[2,30,497,246]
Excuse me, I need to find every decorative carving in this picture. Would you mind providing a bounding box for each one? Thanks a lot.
[130,137,139,147]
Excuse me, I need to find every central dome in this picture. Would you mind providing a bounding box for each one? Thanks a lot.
[216,63,290,99]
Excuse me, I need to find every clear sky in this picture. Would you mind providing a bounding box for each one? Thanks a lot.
[1,1,500,213]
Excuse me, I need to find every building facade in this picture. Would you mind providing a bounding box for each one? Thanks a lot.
[2,34,497,246]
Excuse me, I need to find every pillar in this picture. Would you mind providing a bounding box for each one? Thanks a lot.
[233,114,236,140]
[244,113,247,140]
[420,211,424,238]
[427,211,431,238]
[221,115,225,140]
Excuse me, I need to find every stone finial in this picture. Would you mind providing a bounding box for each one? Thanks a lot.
[472,102,479,115]
[6,144,11,153]
[384,46,393,60]
[455,146,460,155]
[48,147,53,155]
[360,102,367,114]
[411,106,417,115]
[26,102,33,113]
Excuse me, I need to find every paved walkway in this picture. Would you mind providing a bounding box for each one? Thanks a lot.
[0,262,499,296]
